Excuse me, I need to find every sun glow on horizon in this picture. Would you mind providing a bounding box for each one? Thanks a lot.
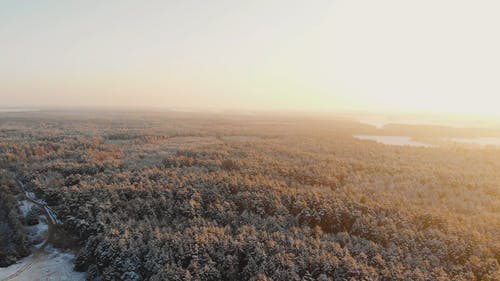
[1,0,500,117]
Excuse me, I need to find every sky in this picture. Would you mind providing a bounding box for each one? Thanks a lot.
[1,0,500,115]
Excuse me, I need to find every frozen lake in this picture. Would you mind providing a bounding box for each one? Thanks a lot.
[447,137,500,147]
[353,135,434,147]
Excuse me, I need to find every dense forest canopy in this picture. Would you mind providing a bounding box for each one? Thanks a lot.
[0,111,499,280]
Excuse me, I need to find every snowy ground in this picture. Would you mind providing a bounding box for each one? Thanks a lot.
[0,200,86,281]
[17,200,47,247]
[0,246,86,281]
[18,200,33,217]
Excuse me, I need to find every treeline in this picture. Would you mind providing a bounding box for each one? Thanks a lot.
[0,171,30,267]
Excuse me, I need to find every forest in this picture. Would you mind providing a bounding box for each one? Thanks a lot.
[0,111,499,280]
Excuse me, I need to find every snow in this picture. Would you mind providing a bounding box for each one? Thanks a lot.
[0,247,86,281]
[25,218,48,247]
[1,197,86,280]
[25,192,35,200]
[18,200,48,246]
[18,200,34,217]
[0,255,35,280]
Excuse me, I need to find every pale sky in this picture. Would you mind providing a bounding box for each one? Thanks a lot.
[1,0,500,115]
